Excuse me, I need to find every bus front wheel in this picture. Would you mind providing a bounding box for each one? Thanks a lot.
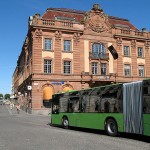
[62,117,69,129]
[105,119,118,136]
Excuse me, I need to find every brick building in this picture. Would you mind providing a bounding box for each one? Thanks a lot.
[12,4,150,115]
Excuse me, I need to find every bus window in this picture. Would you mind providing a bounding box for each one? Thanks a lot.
[80,97,86,112]
[143,98,150,114]
[52,95,59,114]
[143,80,150,114]
[68,97,80,112]
[53,104,59,114]
[89,95,100,112]
[100,85,122,113]
[95,99,100,112]
[104,101,110,113]
[59,93,69,113]
[80,89,91,112]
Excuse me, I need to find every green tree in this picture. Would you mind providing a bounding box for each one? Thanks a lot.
[4,94,10,99]
[0,93,3,98]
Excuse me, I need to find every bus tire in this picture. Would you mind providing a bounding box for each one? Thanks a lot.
[105,119,118,136]
[62,117,69,129]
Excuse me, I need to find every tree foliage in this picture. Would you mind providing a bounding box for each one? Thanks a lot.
[4,94,10,99]
[0,93,3,98]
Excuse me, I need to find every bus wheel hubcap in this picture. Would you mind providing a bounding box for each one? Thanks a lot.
[64,120,68,126]
[108,123,115,133]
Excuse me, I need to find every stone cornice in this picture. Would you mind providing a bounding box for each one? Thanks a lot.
[114,34,149,41]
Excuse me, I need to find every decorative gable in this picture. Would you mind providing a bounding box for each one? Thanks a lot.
[84,4,112,33]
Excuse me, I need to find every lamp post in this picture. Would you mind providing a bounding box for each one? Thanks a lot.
[27,85,32,111]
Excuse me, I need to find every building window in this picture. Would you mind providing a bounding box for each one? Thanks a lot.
[44,38,52,50]
[64,61,71,74]
[64,40,71,51]
[92,62,98,75]
[92,43,106,58]
[137,47,143,58]
[101,63,107,75]
[44,60,52,73]
[124,64,131,76]
[124,46,130,56]
[139,65,144,77]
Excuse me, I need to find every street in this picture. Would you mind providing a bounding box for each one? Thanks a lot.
[0,105,149,150]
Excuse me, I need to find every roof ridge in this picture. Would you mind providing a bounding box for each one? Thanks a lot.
[108,16,129,22]
[46,8,86,14]
[46,8,129,21]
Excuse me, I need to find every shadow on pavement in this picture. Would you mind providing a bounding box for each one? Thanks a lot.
[118,133,150,143]
[49,124,150,143]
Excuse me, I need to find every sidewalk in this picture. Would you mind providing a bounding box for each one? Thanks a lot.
[6,105,51,126]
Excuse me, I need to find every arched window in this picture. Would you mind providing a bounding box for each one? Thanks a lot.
[92,43,106,58]
[43,86,54,108]
[43,86,54,100]
[62,84,73,92]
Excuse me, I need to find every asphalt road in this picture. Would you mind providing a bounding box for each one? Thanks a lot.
[0,105,149,150]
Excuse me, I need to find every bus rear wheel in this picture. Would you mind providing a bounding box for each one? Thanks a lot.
[62,117,69,129]
[105,119,118,136]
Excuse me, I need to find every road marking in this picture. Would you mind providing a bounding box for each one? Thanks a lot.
[5,105,13,115]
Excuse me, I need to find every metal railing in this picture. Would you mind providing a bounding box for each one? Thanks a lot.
[89,52,109,60]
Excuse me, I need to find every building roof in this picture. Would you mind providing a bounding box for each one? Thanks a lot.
[108,16,138,30]
[46,8,86,14]
[42,7,138,30]
[42,8,85,23]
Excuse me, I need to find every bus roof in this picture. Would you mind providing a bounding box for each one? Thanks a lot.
[52,82,123,96]
[52,78,150,96]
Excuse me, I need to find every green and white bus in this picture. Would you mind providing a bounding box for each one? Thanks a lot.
[51,79,150,136]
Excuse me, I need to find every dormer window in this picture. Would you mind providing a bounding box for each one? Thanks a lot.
[55,16,75,22]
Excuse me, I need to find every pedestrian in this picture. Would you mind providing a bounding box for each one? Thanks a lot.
[10,103,13,109]
[16,103,21,114]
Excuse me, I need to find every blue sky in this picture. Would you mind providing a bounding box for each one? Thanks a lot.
[0,0,150,95]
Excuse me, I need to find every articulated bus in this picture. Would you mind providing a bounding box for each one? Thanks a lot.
[51,79,150,136]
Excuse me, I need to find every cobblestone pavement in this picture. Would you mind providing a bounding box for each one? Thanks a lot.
[0,105,149,150]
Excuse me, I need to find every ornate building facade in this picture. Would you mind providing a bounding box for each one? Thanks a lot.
[12,4,150,114]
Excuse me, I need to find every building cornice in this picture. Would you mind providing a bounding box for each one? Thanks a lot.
[114,34,150,41]
[30,25,84,34]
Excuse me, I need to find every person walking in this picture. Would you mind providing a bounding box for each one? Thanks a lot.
[16,103,21,114]
[10,103,13,110]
